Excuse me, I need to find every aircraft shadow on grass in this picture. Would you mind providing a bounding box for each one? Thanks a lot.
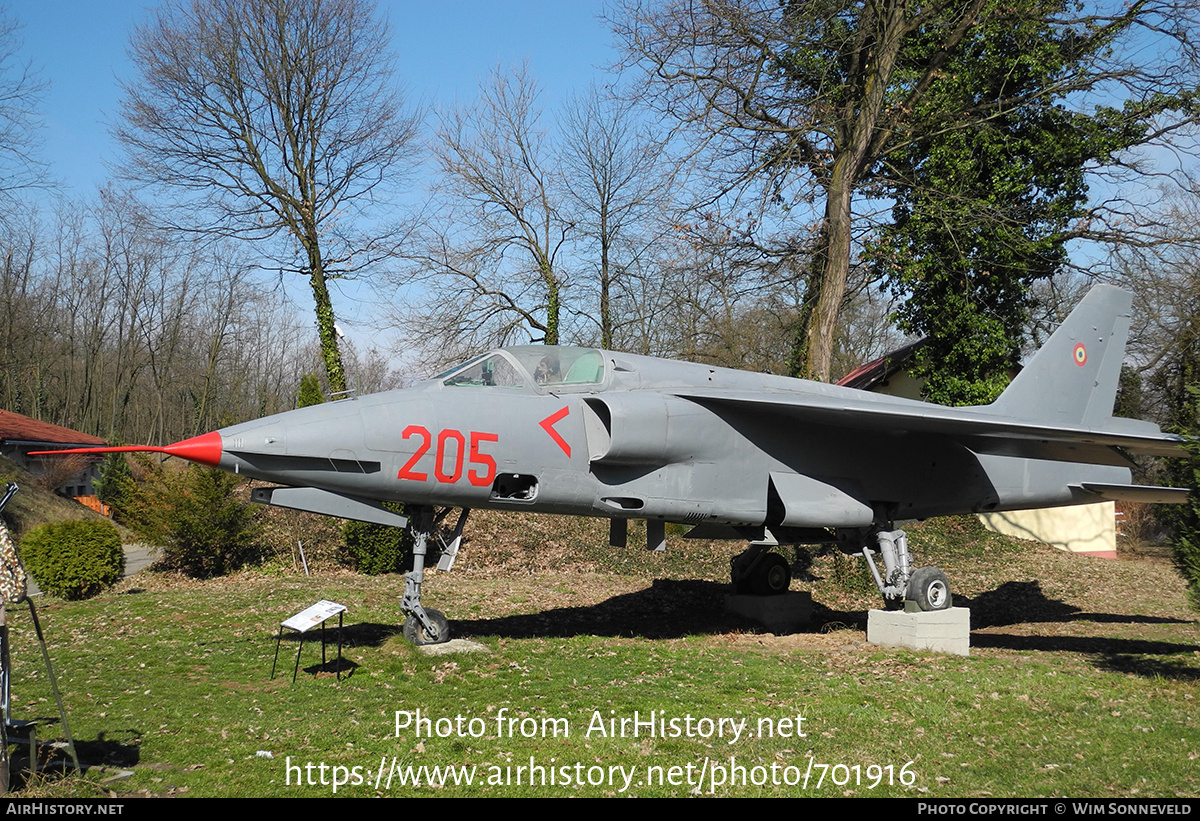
[447,578,772,640]
[961,581,1197,680]
[266,578,1194,682]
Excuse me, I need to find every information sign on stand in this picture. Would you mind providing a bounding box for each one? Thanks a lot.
[272,600,347,682]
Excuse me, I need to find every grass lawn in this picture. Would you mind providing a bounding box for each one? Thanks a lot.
[6,514,1197,797]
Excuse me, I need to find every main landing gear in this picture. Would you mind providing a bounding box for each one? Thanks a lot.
[731,528,952,611]
[730,544,792,595]
[853,528,953,612]
[400,506,470,646]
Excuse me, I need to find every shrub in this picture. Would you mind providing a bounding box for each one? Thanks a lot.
[1171,530,1200,612]
[1167,438,1200,612]
[1159,385,1200,613]
[342,503,413,575]
[114,454,173,545]
[19,520,125,600]
[34,453,91,494]
[156,466,264,578]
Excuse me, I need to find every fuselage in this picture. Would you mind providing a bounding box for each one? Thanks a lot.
[209,344,1130,533]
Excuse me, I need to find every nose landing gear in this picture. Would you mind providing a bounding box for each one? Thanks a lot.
[400,506,470,645]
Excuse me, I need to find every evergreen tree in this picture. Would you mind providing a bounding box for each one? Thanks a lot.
[297,373,324,408]
[1169,413,1200,612]
[868,0,1193,405]
[157,466,263,578]
[93,452,135,525]
[1156,313,1200,611]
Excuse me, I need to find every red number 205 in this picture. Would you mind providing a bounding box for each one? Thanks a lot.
[397,426,497,487]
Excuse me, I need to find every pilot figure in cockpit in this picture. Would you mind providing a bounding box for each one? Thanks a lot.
[534,354,562,385]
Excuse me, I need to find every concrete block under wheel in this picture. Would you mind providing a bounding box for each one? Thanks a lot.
[867,606,970,656]
[725,591,812,634]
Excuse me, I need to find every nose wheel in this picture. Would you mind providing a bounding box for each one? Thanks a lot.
[403,608,449,646]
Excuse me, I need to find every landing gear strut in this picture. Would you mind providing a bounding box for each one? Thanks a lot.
[856,528,953,612]
[401,506,470,645]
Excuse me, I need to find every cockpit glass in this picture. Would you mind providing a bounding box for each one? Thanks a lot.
[442,354,526,388]
[507,347,605,386]
[440,346,605,389]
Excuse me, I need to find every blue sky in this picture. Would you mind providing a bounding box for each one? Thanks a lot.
[10,1,618,355]
[10,1,1192,361]
[13,0,615,196]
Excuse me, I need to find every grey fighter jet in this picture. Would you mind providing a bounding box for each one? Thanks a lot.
[38,285,1188,644]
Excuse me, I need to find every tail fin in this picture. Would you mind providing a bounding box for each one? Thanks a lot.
[989,284,1130,427]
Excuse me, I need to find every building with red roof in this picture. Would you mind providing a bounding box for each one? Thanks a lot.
[0,409,107,501]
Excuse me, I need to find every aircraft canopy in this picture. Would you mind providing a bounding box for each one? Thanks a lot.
[441,346,605,389]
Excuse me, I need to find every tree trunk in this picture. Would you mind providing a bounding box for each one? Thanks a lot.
[540,255,560,346]
[308,247,346,395]
[600,233,613,350]
[804,166,857,381]
[793,0,909,382]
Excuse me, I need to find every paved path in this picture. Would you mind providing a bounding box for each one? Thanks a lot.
[120,542,157,577]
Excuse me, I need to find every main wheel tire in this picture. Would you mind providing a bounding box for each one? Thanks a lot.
[907,567,952,611]
[403,608,450,645]
[730,553,754,594]
[750,552,792,596]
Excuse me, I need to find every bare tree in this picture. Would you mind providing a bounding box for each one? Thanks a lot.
[409,66,571,355]
[1,187,320,444]
[1111,188,1200,411]
[0,8,47,206]
[402,69,686,362]
[115,0,420,393]
[0,213,46,414]
[559,86,676,350]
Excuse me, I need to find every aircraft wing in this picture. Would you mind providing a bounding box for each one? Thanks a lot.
[673,388,1188,466]
[1070,483,1190,504]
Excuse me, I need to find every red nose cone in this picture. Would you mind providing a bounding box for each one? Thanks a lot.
[163,431,223,466]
